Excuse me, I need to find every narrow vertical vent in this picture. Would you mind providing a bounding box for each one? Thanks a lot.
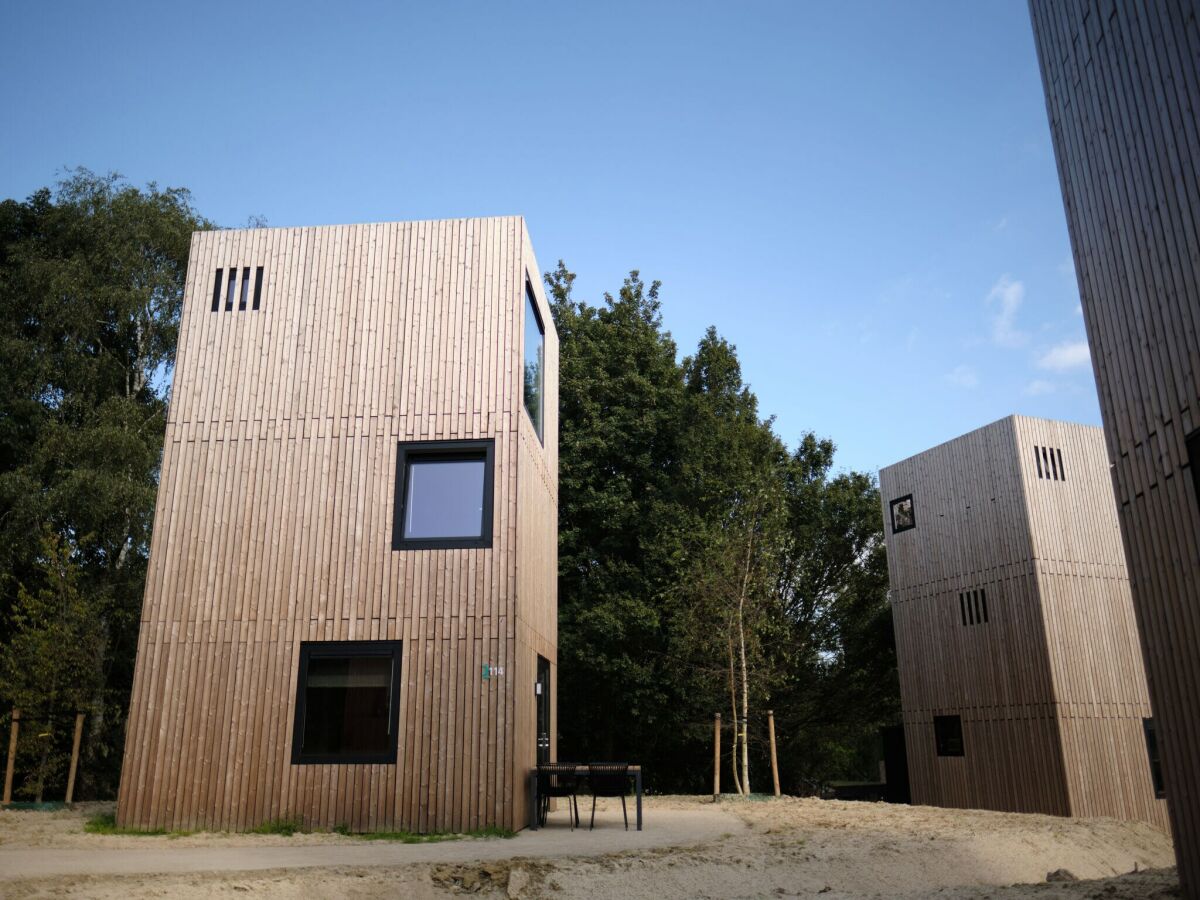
[211,268,224,312]
[252,266,264,310]
[238,266,250,310]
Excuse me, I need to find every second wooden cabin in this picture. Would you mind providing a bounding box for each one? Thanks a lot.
[881,415,1167,828]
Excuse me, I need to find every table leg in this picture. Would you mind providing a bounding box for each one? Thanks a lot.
[635,770,643,831]
[530,770,539,831]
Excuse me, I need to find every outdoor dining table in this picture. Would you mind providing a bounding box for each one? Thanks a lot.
[529,764,643,831]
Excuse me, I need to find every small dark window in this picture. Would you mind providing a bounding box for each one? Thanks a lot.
[211,268,224,312]
[252,266,264,310]
[291,641,402,764]
[934,715,964,757]
[890,494,915,534]
[523,280,545,442]
[1143,718,1166,798]
[225,267,237,311]
[1056,447,1066,481]
[392,440,494,550]
[1185,428,1200,512]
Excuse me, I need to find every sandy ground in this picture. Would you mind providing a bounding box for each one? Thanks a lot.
[0,797,1177,899]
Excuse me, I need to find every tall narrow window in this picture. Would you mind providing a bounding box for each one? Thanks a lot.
[252,266,264,310]
[291,641,402,764]
[392,440,494,550]
[523,281,545,442]
[225,267,237,311]
[1143,718,1166,798]
[211,268,224,312]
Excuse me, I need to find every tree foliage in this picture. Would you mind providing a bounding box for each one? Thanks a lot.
[0,170,209,799]
[549,263,898,793]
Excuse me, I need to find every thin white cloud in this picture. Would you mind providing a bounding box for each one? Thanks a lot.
[1026,379,1056,396]
[946,365,979,389]
[986,275,1028,347]
[1037,339,1091,371]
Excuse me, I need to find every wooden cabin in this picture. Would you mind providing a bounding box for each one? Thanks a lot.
[1030,1,1199,887]
[116,216,558,833]
[880,415,1167,828]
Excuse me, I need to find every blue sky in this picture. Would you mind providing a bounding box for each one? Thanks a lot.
[0,0,1097,475]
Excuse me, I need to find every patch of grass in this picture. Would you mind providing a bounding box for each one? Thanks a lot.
[345,825,516,842]
[84,812,173,836]
[248,818,308,836]
[332,822,352,836]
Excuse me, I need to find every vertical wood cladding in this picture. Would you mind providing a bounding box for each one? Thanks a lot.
[881,416,1166,828]
[1029,0,1200,889]
[116,217,558,832]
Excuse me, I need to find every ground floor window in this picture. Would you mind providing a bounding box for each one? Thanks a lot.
[291,641,403,764]
[934,714,964,757]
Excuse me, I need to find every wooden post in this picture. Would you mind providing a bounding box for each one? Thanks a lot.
[713,713,722,801]
[65,713,85,804]
[3,709,18,805]
[768,709,781,798]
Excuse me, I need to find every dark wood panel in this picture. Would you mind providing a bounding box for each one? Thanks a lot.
[1030,0,1200,889]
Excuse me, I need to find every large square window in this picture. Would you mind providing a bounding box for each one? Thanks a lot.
[391,440,494,550]
[291,641,402,765]
[890,494,915,534]
[524,280,545,442]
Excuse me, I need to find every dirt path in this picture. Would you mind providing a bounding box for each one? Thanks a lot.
[0,797,1177,899]
[0,806,741,879]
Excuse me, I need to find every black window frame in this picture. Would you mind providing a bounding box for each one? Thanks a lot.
[934,714,964,757]
[890,494,916,534]
[391,439,495,551]
[523,277,546,444]
[290,640,403,765]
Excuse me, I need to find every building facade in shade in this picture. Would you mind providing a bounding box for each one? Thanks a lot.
[880,416,1166,828]
[116,217,558,833]
[1029,0,1200,890]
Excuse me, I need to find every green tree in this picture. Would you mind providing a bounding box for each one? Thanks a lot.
[546,262,687,763]
[772,435,897,788]
[0,169,209,799]
[548,264,898,794]
[671,329,790,793]
[0,532,105,800]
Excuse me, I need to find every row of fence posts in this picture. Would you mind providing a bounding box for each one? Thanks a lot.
[712,710,781,800]
[2,710,87,805]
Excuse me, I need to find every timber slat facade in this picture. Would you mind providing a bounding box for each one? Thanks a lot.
[116,216,558,832]
[1029,0,1200,890]
[881,416,1166,828]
